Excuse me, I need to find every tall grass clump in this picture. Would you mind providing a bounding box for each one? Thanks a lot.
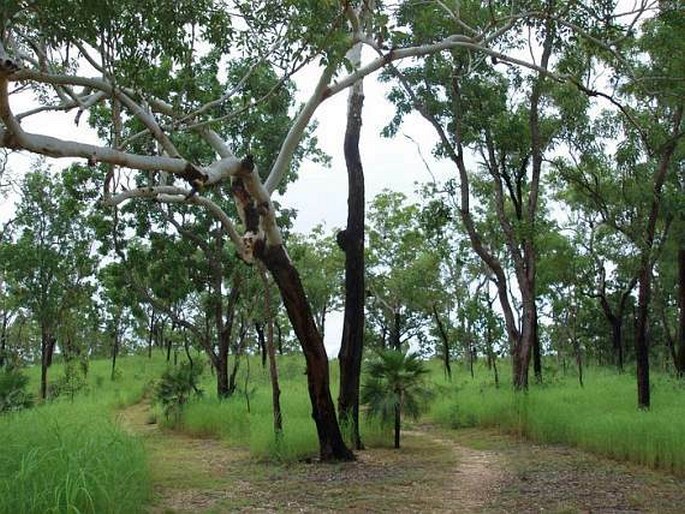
[0,401,150,513]
[176,360,319,462]
[429,363,685,475]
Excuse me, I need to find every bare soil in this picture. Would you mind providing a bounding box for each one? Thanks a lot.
[119,404,685,513]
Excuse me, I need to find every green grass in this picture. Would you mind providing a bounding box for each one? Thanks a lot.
[0,400,150,514]
[0,352,172,514]
[428,361,685,475]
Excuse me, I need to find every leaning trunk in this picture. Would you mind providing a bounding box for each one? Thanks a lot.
[338,59,366,450]
[258,243,354,461]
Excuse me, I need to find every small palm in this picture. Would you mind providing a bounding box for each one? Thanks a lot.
[361,350,432,448]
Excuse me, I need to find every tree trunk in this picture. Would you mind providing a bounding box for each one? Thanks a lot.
[611,317,625,373]
[260,268,283,436]
[111,331,119,381]
[217,350,230,398]
[512,299,536,390]
[677,247,685,377]
[337,60,366,451]
[40,328,55,400]
[635,262,651,409]
[432,305,452,381]
[258,243,354,461]
[256,322,267,369]
[0,311,7,368]
[276,322,283,355]
[394,395,401,449]
[635,107,683,409]
[533,310,542,384]
[389,311,401,351]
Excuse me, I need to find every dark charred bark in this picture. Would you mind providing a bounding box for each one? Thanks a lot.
[394,395,401,449]
[635,106,683,409]
[337,77,366,451]
[40,328,55,400]
[111,329,119,380]
[256,322,267,369]
[258,242,354,461]
[389,311,401,351]
[276,322,283,355]
[677,247,685,377]
[432,304,451,381]
[0,312,8,368]
[533,311,542,384]
[260,268,283,436]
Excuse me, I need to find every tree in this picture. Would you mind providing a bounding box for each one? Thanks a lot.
[1,167,95,399]
[361,350,431,449]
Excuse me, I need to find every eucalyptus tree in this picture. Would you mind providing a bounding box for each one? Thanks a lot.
[0,0,650,455]
[553,4,684,407]
[378,1,659,389]
[1,167,96,399]
[366,191,437,352]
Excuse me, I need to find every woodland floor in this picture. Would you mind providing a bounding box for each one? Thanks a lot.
[118,402,685,513]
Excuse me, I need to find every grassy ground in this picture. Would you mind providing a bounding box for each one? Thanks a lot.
[120,399,685,513]
[428,361,685,475]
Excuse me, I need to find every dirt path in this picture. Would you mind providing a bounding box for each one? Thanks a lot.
[118,404,685,513]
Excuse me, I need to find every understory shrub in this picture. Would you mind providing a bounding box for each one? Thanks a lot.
[0,366,34,413]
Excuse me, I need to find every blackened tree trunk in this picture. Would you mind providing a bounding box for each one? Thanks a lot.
[40,327,55,400]
[338,66,366,450]
[258,243,354,461]
[635,106,683,409]
[260,268,283,436]
[256,322,267,368]
[533,311,542,384]
[111,326,120,381]
[677,246,685,377]
[432,304,451,381]
[394,394,401,449]
[0,311,8,368]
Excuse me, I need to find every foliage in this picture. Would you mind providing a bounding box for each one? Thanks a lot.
[0,366,33,413]
[154,362,204,423]
[48,360,89,401]
[362,350,432,447]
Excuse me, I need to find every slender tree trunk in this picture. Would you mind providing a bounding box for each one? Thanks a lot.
[258,243,354,461]
[147,312,155,359]
[533,310,542,384]
[40,327,55,400]
[635,107,683,409]
[260,268,283,436]
[389,311,401,352]
[394,395,401,449]
[276,322,283,355]
[612,318,625,373]
[256,322,267,369]
[111,330,119,381]
[217,350,230,398]
[0,312,7,368]
[183,331,194,369]
[432,305,452,381]
[337,50,366,451]
[677,246,685,377]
